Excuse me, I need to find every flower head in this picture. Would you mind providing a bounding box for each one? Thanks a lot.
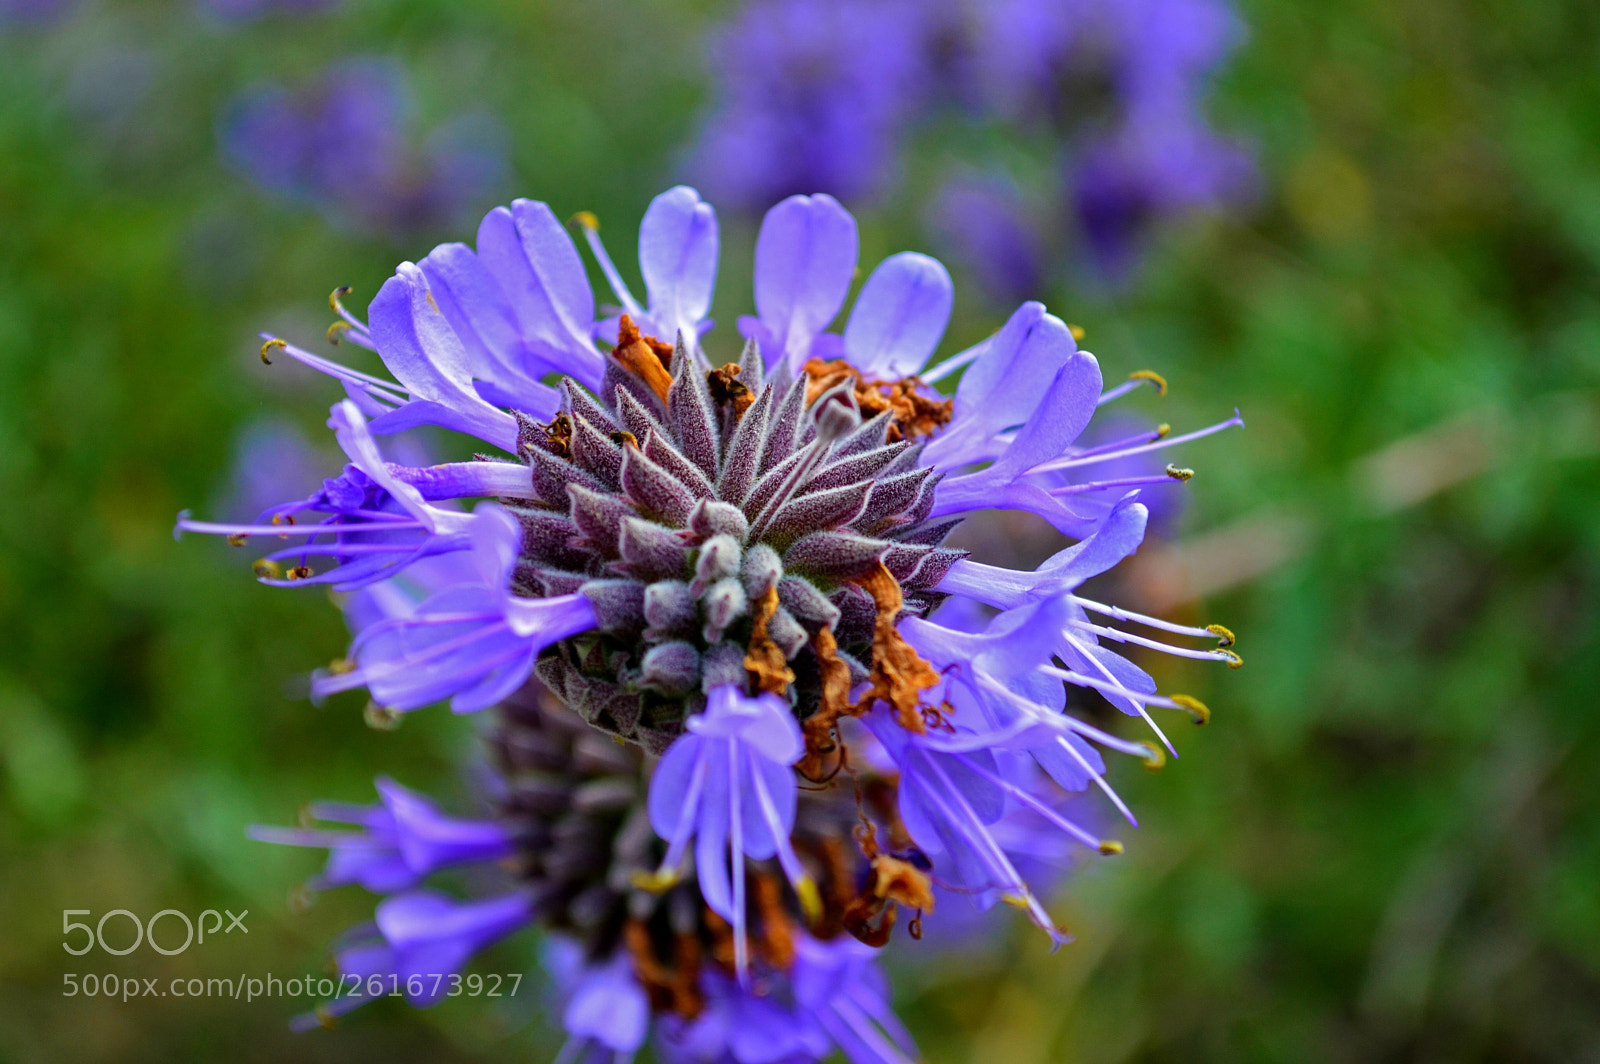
[205,185,1241,1057]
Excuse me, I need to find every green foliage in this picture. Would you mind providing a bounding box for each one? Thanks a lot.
[1,0,1596,1061]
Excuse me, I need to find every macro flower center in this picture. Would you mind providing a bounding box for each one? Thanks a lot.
[524,313,962,783]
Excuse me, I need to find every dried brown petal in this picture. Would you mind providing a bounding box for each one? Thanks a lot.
[852,563,940,732]
[744,585,796,695]
[613,314,674,403]
[798,625,856,781]
[801,358,953,442]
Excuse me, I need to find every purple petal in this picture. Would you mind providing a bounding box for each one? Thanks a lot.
[639,185,719,348]
[923,303,1078,469]
[647,732,706,844]
[564,954,650,1053]
[842,251,953,379]
[365,266,520,451]
[474,200,603,386]
[752,193,859,372]
[987,351,1104,479]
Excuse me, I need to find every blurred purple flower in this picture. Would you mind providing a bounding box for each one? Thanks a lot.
[691,0,1254,281]
[926,176,1048,306]
[220,419,326,523]
[250,776,513,893]
[0,0,74,26]
[199,0,339,23]
[689,0,936,209]
[221,57,507,236]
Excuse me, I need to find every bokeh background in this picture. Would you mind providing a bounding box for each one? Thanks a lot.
[3,0,1598,1061]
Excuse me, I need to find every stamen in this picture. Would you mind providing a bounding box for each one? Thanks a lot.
[1048,473,1192,496]
[629,868,683,893]
[916,343,980,385]
[1139,741,1167,770]
[1064,426,1169,461]
[1097,840,1124,855]
[252,559,282,579]
[260,337,287,364]
[1169,694,1210,725]
[1165,463,1194,480]
[1129,369,1168,394]
[571,212,644,318]
[1071,622,1239,664]
[1068,324,1086,342]
[1034,410,1244,474]
[1072,596,1230,643]
[1035,664,1194,711]
[1051,637,1176,756]
[327,321,353,345]
[727,741,749,985]
[1051,733,1137,826]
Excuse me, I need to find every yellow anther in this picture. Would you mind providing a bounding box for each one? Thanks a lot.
[286,565,315,580]
[1098,840,1124,856]
[1206,623,1236,647]
[363,702,402,731]
[1170,693,1210,725]
[1165,463,1194,481]
[612,734,628,745]
[252,558,283,579]
[1139,741,1166,770]
[1068,324,1087,342]
[326,657,355,676]
[795,876,824,924]
[226,533,248,547]
[1220,648,1243,669]
[630,868,683,894]
[1001,892,1033,911]
[570,210,600,230]
[1155,423,1171,438]
[260,337,287,364]
[313,1004,337,1031]
[328,285,353,313]
[327,321,353,345]
[1129,369,1168,395]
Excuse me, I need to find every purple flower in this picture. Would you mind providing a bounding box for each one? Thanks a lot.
[688,0,1253,281]
[311,503,599,713]
[188,184,1242,1053]
[737,192,952,380]
[249,776,513,893]
[689,0,936,209]
[199,0,339,22]
[656,931,916,1064]
[926,177,1048,306]
[175,400,520,589]
[295,889,536,1029]
[547,944,652,1063]
[647,685,816,981]
[221,57,505,236]
[0,0,73,27]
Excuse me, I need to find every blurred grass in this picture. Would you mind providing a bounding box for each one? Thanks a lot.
[1,0,1597,1062]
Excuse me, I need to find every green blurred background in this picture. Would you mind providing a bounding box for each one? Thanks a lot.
[2,1,1598,1061]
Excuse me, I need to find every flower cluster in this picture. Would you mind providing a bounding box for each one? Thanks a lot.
[183,186,1241,1061]
[221,57,506,237]
[691,0,1255,286]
